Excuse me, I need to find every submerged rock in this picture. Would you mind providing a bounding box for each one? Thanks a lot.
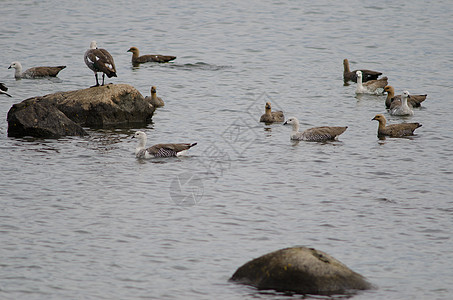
[230,246,373,295]
[7,84,155,138]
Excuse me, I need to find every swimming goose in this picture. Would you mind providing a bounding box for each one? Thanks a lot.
[283,117,347,142]
[127,47,176,64]
[343,58,382,83]
[389,91,413,116]
[145,86,165,107]
[384,85,427,109]
[84,41,117,87]
[260,102,284,123]
[355,71,388,95]
[372,114,421,137]
[8,61,65,79]
[0,83,11,97]
[133,131,197,158]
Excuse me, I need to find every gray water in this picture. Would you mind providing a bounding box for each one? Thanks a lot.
[1,1,453,299]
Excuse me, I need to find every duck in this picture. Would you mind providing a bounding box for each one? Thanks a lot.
[0,83,11,97]
[372,114,421,137]
[343,58,382,83]
[8,61,65,79]
[145,86,165,107]
[389,91,413,116]
[384,85,427,109]
[84,41,117,87]
[133,131,197,158]
[127,47,176,64]
[260,102,284,123]
[283,117,347,142]
[355,70,388,95]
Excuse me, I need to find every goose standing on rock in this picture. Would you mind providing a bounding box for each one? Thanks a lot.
[8,61,66,79]
[390,91,414,116]
[84,41,117,87]
[145,86,165,107]
[133,131,197,158]
[355,70,388,95]
[127,47,176,64]
[343,58,382,83]
[260,102,284,123]
[283,117,347,142]
[384,85,427,109]
[372,114,421,137]
[0,83,12,97]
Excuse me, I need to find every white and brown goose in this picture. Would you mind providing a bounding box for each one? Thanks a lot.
[343,58,382,83]
[127,46,176,64]
[283,117,347,142]
[8,61,65,79]
[389,91,413,116]
[0,83,12,97]
[355,70,388,95]
[260,102,284,123]
[372,114,421,137]
[145,86,165,107]
[133,131,197,158]
[84,41,117,87]
[384,85,427,109]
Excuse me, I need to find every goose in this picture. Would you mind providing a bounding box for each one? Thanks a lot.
[260,102,284,123]
[127,47,176,64]
[84,41,117,87]
[384,85,427,109]
[343,58,382,83]
[389,91,413,116]
[355,70,388,95]
[0,83,11,97]
[372,114,421,137]
[133,131,197,158]
[8,61,65,79]
[145,86,165,107]
[283,117,347,142]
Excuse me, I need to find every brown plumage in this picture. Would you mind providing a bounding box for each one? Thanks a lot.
[145,86,165,107]
[356,71,388,94]
[127,47,176,64]
[372,114,422,137]
[260,102,284,123]
[343,58,382,83]
[384,86,427,109]
[8,61,65,79]
[84,41,117,87]
[283,117,347,142]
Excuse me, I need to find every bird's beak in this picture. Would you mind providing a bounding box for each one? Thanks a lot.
[283,121,288,125]
[131,135,135,139]
[407,94,411,99]
[8,66,11,69]
[372,117,376,121]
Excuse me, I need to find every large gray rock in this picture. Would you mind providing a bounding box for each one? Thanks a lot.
[7,98,87,138]
[230,246,373,295]
[7,84,155,138]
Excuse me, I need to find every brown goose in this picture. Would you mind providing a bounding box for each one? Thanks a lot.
[259,102,284,123]
[283,117,347,142]
[127,47,176,64]
[355,71,388,95]
[133,131,197,158]
[145,86,165,107]
[372,114,421,137]
[84,41,117,87]
[0,83,11,97]
[8,61,65,79]
[343,58,382,83]
[384,85,427,109]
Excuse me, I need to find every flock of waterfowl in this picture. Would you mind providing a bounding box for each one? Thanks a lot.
[261,58,426,142]
[2,46,427,157]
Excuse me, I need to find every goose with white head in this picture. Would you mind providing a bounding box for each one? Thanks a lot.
[84,41,117,87]
[133,131,197,158]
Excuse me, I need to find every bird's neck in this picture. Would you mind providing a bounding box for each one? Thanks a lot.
[265,107,272,116]
[344,60,350,73]
[151,92,158,100]
[378,119,386,131]
[292,122,300,133]
[14,65,22,78]
[135,137,146,154]
[401,97,408,107]
[132,51,139,60]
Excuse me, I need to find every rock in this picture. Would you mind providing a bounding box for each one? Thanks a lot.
[7,84,155,138]
[230,246,373,295]
[7,98,87,138]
